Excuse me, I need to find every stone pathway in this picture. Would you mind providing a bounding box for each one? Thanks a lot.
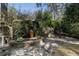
[10,47,56,56]
[0,36,79,56]
[47,37,79,45]
[45,37,79,56]
[10,48,25,56]
[10,41,58,56]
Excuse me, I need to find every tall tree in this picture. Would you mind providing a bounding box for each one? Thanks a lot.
[47,3,58,20]
[64,3,79,23]
[61,3,79,38]
[8,7,17,26]
[46,3,65,20]
[1,3,8,21]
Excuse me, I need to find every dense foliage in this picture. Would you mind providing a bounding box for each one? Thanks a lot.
[2,3,79,39]
[61,4,79,38]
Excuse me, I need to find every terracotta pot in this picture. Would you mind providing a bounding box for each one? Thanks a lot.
[29,30,34,38]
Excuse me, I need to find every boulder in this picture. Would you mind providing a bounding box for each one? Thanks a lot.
[0,47,10,56]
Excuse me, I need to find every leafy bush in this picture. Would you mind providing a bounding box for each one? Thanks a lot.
[50,19,63,34]
[42,11,52,27]
[70,23,79,35]
[17,37,24,42]
[61,4,79,38]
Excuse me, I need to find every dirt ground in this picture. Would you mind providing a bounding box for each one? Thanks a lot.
[53,43,79,56]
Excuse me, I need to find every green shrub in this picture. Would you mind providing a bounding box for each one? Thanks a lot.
[70,23,79,35]
[17,37,24,42]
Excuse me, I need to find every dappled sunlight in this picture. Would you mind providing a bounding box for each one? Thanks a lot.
[0,3,79,56]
